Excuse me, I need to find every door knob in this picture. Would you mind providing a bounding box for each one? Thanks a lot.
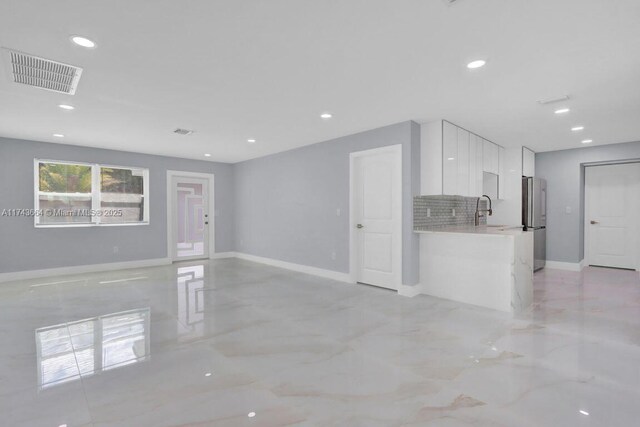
[356,224,364,229]
[590,220,599,225]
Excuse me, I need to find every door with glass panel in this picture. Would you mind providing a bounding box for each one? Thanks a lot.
[171,176,209,260]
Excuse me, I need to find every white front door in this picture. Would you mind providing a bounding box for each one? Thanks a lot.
[172,176,210,260]
[585,163,640,270]
[351,145,402,290]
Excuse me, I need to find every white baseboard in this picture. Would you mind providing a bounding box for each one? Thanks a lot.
[0,258,172,283]
[398,284,422,298]
[211,252,238,259]
[0,252,401,291]
[545,260,585,272]
[234,252,352,283]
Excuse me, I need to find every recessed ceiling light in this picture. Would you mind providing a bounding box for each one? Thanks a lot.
[579,410,589,416]
[320,113,333,119]
[571,126,584,131]
[204,372,212,376]
[204,154,211,157]
[447,157,455,161]
[71,36,96,48]
[58,104,75,110]
[467,60,486,69]
[554,108,570,114]
[53,134,65,138]
[582,139,593,144]
[247,412,256,418]
[247,139,256,143]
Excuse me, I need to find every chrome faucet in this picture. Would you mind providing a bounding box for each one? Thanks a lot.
[475,195,493,226]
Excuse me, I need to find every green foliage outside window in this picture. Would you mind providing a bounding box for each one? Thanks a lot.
[38,164,144,194]
[100,168,143,194]
[39,163,92,193]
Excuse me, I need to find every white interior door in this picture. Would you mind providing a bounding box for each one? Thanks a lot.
[172,176,210,260]
[351,145,402,290]
[586,163,640,270]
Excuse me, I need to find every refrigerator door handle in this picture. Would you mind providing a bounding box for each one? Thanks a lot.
[528,178,534,228]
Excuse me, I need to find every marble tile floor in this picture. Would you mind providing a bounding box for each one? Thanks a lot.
[1,259,639,426]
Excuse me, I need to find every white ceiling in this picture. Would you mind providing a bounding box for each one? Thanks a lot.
[1,0,639,163]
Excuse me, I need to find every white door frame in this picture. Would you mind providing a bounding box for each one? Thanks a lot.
[167,170,215,262]
[349,144,403,288]
[584,162,640,271]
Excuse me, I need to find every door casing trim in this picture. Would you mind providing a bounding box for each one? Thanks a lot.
[166,170,216,262]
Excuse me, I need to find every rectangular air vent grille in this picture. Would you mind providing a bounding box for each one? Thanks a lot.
[537,95,570,105]
[173,128,194,135]
[5,49,83,95]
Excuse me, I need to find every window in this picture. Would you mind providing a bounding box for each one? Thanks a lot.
[35,160,149,227]
[37,162,93,224]
[100,167,146,224]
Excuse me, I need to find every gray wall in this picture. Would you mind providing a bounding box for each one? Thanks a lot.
[0,137,234,273]
[234,121,421,285]
[536,141,640,263]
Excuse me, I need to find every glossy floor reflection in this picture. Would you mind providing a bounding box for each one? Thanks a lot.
[1,260,639,426]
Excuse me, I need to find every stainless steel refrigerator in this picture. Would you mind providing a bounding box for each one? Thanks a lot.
[522,177,547,271]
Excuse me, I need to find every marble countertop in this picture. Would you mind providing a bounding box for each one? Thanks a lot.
[414,224,526,236]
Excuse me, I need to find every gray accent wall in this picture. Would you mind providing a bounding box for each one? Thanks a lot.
[234,121,421,286]
[536,140,640,263]
[0,137,235,273]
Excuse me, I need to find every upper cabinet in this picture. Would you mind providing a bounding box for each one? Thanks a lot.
[483,139,499,175]
[522,147,535,177]
[456,127,470,197]
[421,120,504,199]
[442,121,458,195]
[498,146,506,200]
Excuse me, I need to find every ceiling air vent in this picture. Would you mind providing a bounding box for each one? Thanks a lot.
[173,128,194,135]
[537,95,570,105]
[4,48,83,95]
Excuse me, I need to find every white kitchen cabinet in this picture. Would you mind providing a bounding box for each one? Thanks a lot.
[498,146,506,199]
[474,136,484,196]
[492,144,500,174]
[482,139,500,175]
[482,139,491,173]
[469,134,477,196]
[456,128,470,197]
[420,120,503,198]
[442,121,458,195]
[522,147,535,177]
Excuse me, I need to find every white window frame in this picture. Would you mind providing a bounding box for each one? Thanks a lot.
[34,159,150,228]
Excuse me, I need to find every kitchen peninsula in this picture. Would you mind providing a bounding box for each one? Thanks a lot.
[413,196,533,313]
[416,225,533,312]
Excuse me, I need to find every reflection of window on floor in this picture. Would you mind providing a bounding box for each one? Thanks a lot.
[35,308,150,390]
[177,265,205,340]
